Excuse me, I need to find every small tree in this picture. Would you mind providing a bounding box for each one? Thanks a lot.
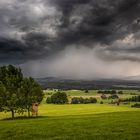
[71,97,79,104]
[89,97,97,103]
[85,90,89,93]
[118,91,123,94]
[79,97,84,103]
[46,97,52,104]
[83,98,90,104]
[101,94,107,99]
[111,90,116,94]
[108,94,119,99]
[100,101,104,104]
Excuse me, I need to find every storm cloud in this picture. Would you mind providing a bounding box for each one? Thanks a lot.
[0,0,140,79]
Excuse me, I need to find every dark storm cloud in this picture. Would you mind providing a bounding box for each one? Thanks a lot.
[0,36,44,64]
[0,0,140,64]
[49,0,140,45]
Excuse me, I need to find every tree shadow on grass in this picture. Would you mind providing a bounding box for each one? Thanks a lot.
[1,111,140,121]
[1,115,50,121]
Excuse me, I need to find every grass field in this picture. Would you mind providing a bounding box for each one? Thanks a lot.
[0,90,140,140]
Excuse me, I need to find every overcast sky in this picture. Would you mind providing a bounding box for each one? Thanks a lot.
[0,0,140,79]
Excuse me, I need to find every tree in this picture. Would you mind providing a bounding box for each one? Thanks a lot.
[71,97,79,104]
[108,94,119,99]
[89,97,97,103]
[101,94,107,99]
[79,97,84,103]
[51,92,68,104]
[0,82,6,112]
[85,90,89,93]
[0,65,23,119]
[20,77,43,117]
[118,91,123,94]
[0,65,43,119]
[131,103,140,108]
[111,90,116,94]
[83,98,90,104]
[100,101,104,104]
[46,97,52,104]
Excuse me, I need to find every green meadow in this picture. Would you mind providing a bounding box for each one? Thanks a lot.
[0,90,140,140]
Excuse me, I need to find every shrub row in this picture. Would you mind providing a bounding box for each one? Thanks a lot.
[124,95,140,102]
[98,90,123,94]
[131,103,140,108]
[101,94,119,99]
[71,97,97,104]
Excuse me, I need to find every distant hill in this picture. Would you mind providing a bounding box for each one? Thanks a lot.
[123,75,140,81]
[36,77,140,90]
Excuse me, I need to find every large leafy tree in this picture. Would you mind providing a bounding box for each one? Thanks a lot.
[0,65,43,119]
[20,77,43,117]
[50,92,68,104]
[0,82,6,112]
[0,65,23,119]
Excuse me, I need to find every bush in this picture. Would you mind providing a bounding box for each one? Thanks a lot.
[47,92,68,104]
[71,97,97,104]
[125,95,140,102]
[130,93,137,95]
[79,97,84,103]
[118,91,123,94]
[85,90,89,93]
[131,103,140,108]
[47,93,52,95]
[83,98,90,104]
[97,90,102,94]
[71,97,79,104]
[101,94,107,99]
[108,94,119,99]
[89,97,97,103]
[111,90,117,94]
[46,97,52,104]
[100,101,104,104]
[97,90,117,94]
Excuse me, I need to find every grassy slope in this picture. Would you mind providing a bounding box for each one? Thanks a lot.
[39,104,140,116]
[0,90,140,140]
[0,104,140,140]
[0,104,139,119]
[0,111,140,140]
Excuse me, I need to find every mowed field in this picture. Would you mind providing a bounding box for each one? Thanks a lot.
[0,90,140,140]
